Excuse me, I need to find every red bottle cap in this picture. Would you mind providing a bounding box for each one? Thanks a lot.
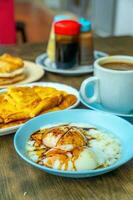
[54,20,80,35]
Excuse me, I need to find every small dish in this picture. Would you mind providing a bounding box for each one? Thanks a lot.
[80,84,133,122]
[0,82,79,136]
[0,60,44,88]
[35,51,108,76]
[14,109,133,178]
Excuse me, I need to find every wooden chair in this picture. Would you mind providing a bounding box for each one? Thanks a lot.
[16,21,27,43]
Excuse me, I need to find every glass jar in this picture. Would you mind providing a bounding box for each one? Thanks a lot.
[79,18,94,65]
[54,20,80,69]
[46,15,78,62]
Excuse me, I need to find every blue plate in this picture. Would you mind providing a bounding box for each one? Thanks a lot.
[35,51,108,76]
[14,109,133,178]
[80,84,133,123]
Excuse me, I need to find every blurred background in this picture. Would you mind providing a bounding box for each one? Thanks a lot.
[1,0,133,44]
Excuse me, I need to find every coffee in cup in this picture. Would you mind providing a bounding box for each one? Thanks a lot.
[101,61,133,71]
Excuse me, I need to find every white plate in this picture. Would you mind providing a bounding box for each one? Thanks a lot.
[0,61,45,88]
[35,51,108,76]
[0,82,80,136]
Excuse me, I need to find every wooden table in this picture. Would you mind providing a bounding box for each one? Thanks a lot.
[0,36,133,200]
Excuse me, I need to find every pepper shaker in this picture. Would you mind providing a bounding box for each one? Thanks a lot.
[79,18,94,66]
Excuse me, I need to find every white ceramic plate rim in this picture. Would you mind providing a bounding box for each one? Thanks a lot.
[0,82,80,136]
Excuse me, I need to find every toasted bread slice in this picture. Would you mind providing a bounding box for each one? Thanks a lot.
[0,53,24,68]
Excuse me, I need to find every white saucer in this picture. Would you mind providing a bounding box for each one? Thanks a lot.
[35,51,108,76]
[79,85,133,122]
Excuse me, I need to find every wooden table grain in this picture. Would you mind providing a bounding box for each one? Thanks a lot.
[0,36,133,200]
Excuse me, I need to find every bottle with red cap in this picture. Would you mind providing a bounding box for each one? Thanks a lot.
[54,20,80,69]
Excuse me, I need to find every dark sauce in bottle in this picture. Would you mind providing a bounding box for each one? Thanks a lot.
[54,20,80,69]
[55,40,78,69]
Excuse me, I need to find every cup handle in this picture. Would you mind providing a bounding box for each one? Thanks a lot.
[80,77,100,104]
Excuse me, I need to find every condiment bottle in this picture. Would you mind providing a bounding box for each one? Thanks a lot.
[79,18,94,65]
[47,15,78,62]
[54,20,80,69]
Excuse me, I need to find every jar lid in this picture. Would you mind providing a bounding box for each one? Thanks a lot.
[54,20,80,35]
[79,18,91,32]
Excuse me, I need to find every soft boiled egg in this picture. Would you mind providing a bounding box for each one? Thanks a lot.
[42,125,70,148]
[42,126,87,150]
[42,146,99,171]
[27,124,121,171]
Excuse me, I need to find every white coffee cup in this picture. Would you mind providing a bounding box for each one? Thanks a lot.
[80,55,133,114]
